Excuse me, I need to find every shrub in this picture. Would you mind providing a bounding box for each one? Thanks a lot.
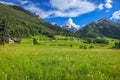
[83,45,87,49]
[94,38,109,44]
[85,38,109,45]
[89,45,94,49]
[86,38,94,43]
[32,38,37,45]
[113,41,120,48]
[47,34,55,39]
[70,44,73,47]
[79,45,83,49]
[79,45,87,49]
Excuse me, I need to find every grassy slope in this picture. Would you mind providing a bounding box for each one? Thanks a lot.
[0,41,120,80]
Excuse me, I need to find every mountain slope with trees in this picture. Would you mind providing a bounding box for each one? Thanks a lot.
[0,3,74,39]
[76,18,120,39]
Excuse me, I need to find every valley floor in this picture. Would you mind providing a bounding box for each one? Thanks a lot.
[0,43,120,80]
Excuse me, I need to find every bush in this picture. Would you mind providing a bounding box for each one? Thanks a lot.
[83,45,87,49]
[70,44,73,47]
[79,45,87,49]
[113,41,120,48]
[47,34,56,40]
[94,38,109,44]
[86,38,94,43]
[85,38,109,45]
[89,45,94,49]
[32,38,37,45]
[79,45,83,49]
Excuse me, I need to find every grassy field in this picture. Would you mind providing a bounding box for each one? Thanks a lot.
[0,39,120,80]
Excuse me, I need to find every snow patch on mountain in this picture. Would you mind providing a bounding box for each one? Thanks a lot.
[62,18,80,32]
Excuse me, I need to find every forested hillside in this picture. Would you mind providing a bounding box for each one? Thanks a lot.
[0,4,74,38]
[76,18,120,39]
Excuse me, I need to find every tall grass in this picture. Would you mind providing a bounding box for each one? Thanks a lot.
[0,44,120,80]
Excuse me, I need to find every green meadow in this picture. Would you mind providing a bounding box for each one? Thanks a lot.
[0,38,120,80]
[0,2,120,80]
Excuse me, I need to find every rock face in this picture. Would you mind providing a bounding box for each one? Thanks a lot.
[62,18,80,32]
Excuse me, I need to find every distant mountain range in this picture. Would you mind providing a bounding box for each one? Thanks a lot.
[0,3,74,38]
[76,18,120,39]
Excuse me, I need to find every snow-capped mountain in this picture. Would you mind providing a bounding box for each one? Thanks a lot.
[116,20,120,25]
[62,18,80,32]
[51,22,57,26]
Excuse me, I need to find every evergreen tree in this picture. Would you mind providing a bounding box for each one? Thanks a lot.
[0,18,10,45]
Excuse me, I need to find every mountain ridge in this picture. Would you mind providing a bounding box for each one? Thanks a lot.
[76,18,120,39]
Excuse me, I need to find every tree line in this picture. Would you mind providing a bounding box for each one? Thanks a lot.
[85,38,109,44]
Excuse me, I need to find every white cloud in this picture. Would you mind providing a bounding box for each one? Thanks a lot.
[105,3,112,9]
[106,0,112,3]
[24,4,50,18]
[97,0,113,11]
[50,0,74,11]
[105,10,110,12]
[18,0,30,5]
[50,0,96,17]
[0,1,16,5]
[0,0,114,18]
[24,0,97,18]
[105,0,113,9]
[110,10,120,20]
[98,4,104,10]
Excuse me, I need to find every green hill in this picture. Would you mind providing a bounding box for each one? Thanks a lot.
[0,4,74,38]
[76,18,120,39]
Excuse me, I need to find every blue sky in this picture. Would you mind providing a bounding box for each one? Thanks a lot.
[0,0,120,27]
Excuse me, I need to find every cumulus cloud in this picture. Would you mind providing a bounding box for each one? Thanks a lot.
[50,0,96,11]
[110,10,120,20]
[105,0,112,9]
[98,4,104,10]
[0,1,16,5]
[105,3,112,9]
[97,0,113,10]
[50,0,96,17]
[106,0,112,3]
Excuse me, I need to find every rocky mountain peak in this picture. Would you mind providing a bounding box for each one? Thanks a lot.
[62,18,80,32]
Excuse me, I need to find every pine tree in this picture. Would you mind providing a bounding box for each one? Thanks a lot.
[0,17,10,45]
